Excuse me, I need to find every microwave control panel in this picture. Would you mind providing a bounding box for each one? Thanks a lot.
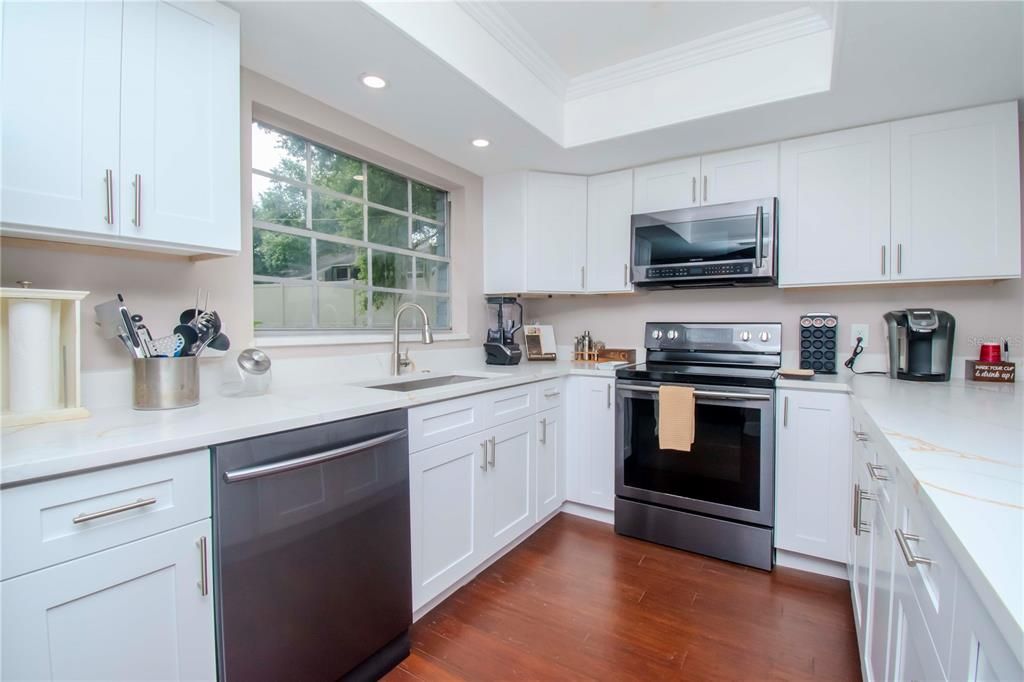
[646,262,753,279]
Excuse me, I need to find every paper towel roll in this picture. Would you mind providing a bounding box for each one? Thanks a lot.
[8,299,55,413]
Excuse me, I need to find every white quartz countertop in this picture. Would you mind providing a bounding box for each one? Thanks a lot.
[0,359,614,488]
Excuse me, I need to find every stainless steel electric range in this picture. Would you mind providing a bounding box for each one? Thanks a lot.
[614,322,781,571]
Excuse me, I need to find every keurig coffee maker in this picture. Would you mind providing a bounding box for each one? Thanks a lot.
[484,296,523,365]
[883,309,956,382]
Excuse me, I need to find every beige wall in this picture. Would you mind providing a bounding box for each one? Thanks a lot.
[523,278,1023,361]
[0,69,487,371]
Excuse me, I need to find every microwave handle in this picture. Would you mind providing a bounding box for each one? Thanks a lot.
[754,205,764,269]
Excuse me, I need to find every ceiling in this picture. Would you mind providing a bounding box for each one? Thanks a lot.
[496,1,829,78]
[234,1,1024,178]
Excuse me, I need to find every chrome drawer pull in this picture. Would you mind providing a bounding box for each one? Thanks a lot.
[854,430,869,441]
[895,529,934,567]
[488,436,496,468]
[867,463,889,481]
[543,390,560,398]
[197,536,209,596]
[73,497,157,524]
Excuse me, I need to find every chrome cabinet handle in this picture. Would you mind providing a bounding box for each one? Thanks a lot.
[73,497,157,524]
[223,430,406,482]
[897,243,903,274]
[881,245,887,276]
[754,205,764,268]
[580,265,585,289]
[197,536,209,596]
[702,175,708,202]
[783,396,789,427]
[854,431,869,442]
[104,169,114,224]
[623,263,629,287]
[132,174,142,227]
[543,390,560,398]
[607,383,612,408]
[867,463,890,481]
[895,528,934,567]
[488,436,496,468]
[853,485,875,535]
[540,417,548,444]
[480,440,488,471]
[691,176,696,203]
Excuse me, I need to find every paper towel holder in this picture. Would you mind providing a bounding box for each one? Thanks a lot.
[0,286,90,427]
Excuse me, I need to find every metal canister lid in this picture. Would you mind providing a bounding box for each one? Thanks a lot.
[237,348,271,375]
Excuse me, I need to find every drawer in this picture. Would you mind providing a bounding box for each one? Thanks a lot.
[1,449,211,580]
[535,379,564,410]
[409,394,485,452]
[483,384,537,428]
[893,482,958,675]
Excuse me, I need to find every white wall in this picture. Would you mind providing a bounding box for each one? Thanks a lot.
[0,69,487,371]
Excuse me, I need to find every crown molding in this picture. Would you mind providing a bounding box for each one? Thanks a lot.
[565,7,832,100]
[456,1,569,97]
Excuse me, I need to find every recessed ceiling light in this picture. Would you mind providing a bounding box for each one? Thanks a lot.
[361,74,387,89]
[353,174,365,181]
[471,138,490,148]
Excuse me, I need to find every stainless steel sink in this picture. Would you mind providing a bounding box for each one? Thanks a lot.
[367,374,485,392]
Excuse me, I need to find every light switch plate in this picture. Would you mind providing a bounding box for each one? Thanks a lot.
[850,323,870,348]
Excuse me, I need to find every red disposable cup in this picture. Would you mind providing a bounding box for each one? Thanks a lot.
[979,343,1002,362]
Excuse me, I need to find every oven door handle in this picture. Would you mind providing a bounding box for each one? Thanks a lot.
[618,385,771,401]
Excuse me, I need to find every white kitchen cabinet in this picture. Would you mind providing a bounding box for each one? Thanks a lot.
[567,376,615,510]
[633,156,701,213]
[891,102,1021,282]
[779,123,892,286]
[409,433,488,610]
[536,406,566,520]
[775,389,851,563]
[586,169,634,292]
[849,436,875,653]
[950,580,1024,681]
[119,1,240,252]
[1,1,122,236]
[700,143,779,205]
[866,496,896,682]
[1,520,215,682]
[0,0,240,256]
[483,171,587,293]
[483,417,536,553]
[888,557,946,682]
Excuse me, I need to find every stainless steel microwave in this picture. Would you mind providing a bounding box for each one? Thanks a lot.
[630,197,777,288]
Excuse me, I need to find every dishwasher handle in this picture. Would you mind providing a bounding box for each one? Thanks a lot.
[222,429,407,483]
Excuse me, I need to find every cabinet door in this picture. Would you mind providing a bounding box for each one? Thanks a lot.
[779,124,891,286]
[0,1,121,235]
[586,169,634,292]
[850,444,875,653]
[536,406,566,520]
[120,1,240,252]
[891,102,1021,281]
[888,559,946,682]
[525,172,587,292]
[1,520,215,681]
[568,377,615,510]
[633,156,701,213]
[949,579,1024,682]
[775,390,851,563]
[700,143,779,205]
[483,417,536,553]
[409,434,488,610]
[867,506,896,682]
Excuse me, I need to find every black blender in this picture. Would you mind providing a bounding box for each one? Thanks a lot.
[484,296,523,365]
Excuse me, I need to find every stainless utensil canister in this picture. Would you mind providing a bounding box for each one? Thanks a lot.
[132,356,199,410]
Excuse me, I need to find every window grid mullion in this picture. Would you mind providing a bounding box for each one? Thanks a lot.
[306,142,320,329]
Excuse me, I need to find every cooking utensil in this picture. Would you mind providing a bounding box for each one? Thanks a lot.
[207,333,230,352]
[172,325,198,356]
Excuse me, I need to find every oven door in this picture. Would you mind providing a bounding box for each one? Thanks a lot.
[631,197,776,284]
[615,381,775,526]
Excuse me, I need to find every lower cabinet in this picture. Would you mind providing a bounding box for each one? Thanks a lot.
[775,389,851,562]
[888,555,945,682]
[536,405,566,519]
[567,376,615,510]
[1,520,215,681]
[410,414,537,611]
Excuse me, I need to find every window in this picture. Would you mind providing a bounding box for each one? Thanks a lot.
[251,121,451,333]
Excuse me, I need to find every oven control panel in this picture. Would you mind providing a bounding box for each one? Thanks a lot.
[645,322,782,354]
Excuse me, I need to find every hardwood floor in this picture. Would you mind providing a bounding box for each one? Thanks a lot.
[384,513,862,681]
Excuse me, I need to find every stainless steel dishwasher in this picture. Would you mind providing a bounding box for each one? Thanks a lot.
[212,409,410,681]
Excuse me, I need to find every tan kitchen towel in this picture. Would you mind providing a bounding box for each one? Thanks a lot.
[658,385,696,452]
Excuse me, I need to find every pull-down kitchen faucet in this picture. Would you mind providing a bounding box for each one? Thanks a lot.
[392,303,434,376]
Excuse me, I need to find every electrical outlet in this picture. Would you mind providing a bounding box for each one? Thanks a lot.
[850,323,870,348]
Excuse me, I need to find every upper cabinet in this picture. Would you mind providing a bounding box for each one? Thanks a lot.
[701,143,779,205]
[586,170,634,293]
[779,124,892,286]
[632,156,701,213]
[781,103,1021,287]
[1,1,240,256]
[890,102,1021,282]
